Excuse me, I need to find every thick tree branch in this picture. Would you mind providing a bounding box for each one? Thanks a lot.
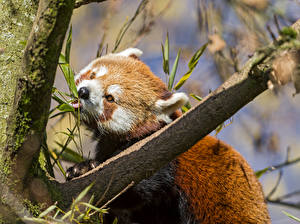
[56,19,300,209]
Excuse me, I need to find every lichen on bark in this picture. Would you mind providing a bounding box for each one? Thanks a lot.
[0,0,75,220]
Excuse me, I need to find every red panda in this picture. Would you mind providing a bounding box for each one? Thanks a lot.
[67,48,270,223]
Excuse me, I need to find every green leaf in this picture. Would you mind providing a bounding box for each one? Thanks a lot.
[255,167,270,178]
[59,54,67,64]
[65,25,72,63]
[49,111,66,119]
[59,54,78,97]
[61,210,72,220]
[162,32,170,75]
[73,183,95,205]
[79,202,108,213]
[282,211,300,222]
[54,144,84,163]
[57,103,74,112]
[52,93,66,105]
[190,93,202,101]
[48,149,66,177]
[38,205,57,218]
[188,43,207,69]
[113,218,118,224]
[181,105,189,113]
[168,49,181,90]
[174,43,207,90]
[22,217,49,223]
[215,122,225,135]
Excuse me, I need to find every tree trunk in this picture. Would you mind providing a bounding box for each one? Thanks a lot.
[0,0,74,222]
[0,1,38,220]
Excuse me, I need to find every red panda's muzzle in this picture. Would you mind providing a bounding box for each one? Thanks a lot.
[71,99,82,109]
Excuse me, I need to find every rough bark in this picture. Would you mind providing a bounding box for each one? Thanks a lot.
[0,0,74,222]
[0,0,38,221]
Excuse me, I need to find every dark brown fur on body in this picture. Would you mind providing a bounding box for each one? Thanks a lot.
[69,48,270,223]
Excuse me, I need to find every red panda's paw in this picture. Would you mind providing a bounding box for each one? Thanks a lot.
[66,160,100,181]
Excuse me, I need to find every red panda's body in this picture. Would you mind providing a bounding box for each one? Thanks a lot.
[67,48,270,223]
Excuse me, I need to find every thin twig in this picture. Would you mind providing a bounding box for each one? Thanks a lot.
[100,181,135,209]
[276,190,300,201]
[274,14,281,34]
[130,0,172,47]
[266,169,283,199]
[95,172,114,207]
[267,199,300,209]
[112,0,148,52]
[266,24,277,42]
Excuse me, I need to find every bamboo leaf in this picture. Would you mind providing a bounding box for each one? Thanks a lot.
[65,25,72,63]
[190,93,202,101]
[61,210,72,220]
[188,43,207,70]
[73,183,95,205]
[282,211,300,222]
[54,144,84,163]
[174,43,207,90]
[168,49,181,90]
[59,54,78,97]
[79,202,108,213]
[57,103,75,112]
[162,32,170,75]
[38,205,57,218]
[255,167,269,178]
[215,122,225,135]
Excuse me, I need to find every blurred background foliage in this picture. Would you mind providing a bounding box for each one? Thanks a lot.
[46,0,300,222]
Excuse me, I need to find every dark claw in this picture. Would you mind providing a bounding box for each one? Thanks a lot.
[66,160,100,181]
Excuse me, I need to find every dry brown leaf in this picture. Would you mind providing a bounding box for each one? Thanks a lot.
[269,50,300,95]
[241,0,269,10]
[208,34,226,54]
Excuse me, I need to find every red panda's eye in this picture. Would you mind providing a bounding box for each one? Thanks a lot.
[90,72,96,79]
[105,95,114,102]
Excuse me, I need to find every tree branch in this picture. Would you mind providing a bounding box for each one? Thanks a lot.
[56,18,300,208]
[75,0,107,8]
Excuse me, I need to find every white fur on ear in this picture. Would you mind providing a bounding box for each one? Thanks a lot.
[115,48,143,58]
[155,92,189,115]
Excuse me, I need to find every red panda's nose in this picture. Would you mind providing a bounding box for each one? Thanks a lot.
[78,87,89,99]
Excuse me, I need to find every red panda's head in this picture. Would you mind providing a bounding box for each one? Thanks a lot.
[73,48,188,139]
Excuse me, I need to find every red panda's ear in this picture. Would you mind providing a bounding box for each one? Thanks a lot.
[115,48,143,59]
[155,92,188,115]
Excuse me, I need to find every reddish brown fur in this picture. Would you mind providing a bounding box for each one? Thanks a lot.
[99,99,118,122]
[86,55,171,137]
[175,136,270,223]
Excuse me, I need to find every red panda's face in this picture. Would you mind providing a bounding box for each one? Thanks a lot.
[73,48,188,138]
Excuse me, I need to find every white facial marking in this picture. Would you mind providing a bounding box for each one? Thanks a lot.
[115,48,143,58]
[106,107,135,134]
[77,79,104,115]
[94,66,108,78]
[107,84,122,96]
